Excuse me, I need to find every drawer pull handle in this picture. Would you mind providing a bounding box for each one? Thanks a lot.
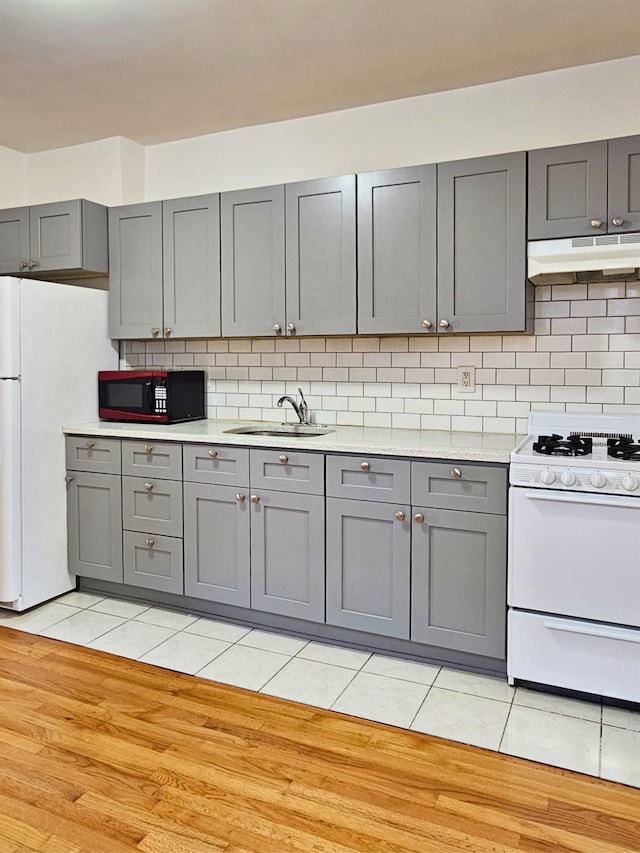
[65,475,74,484]
[414,513,424,524]
[250,494,260,504]
[146,539,155,548]
[144,482,154,491]
[144,444,153,454]
[236,493,246,502]
[590,218,603,229]
[287,323,296,334]
[86,440,95,449]
[151,328,160,337]
[360,461,370,472]
[421,319,432,329]
[209,449,218,458]
[394,511,406,522]
[272,324,281,334]
[279,454,288,464]
[451,468,462,479]
[612,217,624,227]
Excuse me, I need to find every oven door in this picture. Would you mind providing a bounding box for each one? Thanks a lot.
[509,487,640,627]
[98,371,166,422]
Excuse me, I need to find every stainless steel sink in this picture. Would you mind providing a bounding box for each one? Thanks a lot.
[224,424,334,438]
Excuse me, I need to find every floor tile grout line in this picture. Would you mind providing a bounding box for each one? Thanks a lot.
[324,667,361,712]
[406,682,434,730]
[497,703,514,753]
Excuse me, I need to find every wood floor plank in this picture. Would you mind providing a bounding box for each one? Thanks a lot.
[0,627,638,853]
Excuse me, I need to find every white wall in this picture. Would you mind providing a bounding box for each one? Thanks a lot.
[145,54,640,200]
[0,146,27,207]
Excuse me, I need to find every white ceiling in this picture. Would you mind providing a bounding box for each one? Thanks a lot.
[1,0,640,154]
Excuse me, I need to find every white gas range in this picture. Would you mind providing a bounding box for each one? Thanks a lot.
[508,411,640,704]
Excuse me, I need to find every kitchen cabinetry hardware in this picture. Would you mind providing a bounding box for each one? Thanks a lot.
[236,493,246,502]
[65,475,74,484]
[421,320,432,329]
[144,445,153,454]
[590,219,603,228]
[360,461,370,472]
[208,449,217,458]
[272,324,281,333]
[278,455,288,464]
[164,327,172,336]
[287,323,295,333]
[413,513,424,523]
[612,217,624,226]
[146,539,154,548]
[86,440,95,448]
[439,319,450,328]
[144,482,154,491]
[151,328,160,337]
[395,511,406,521]
[250,494,260,504]
[451,468,462,479]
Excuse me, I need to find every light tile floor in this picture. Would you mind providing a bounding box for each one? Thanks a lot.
[1,592,639,789]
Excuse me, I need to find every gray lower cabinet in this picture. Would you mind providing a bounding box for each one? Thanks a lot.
[608,135,640,234]
[183,482,250,606]
[250,490,325,623]
[437,152,528,333]
[122,476,183,538]
[326,497,410,639]
[67,471,122,583]
[123,531,183,595]
[0,200,108,279]
[411,508,506,658]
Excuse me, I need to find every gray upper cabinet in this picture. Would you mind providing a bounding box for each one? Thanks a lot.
[285,176,356,336]
[221,185,286,337]
[357,166,437,334]
[437,152,528,334]
[0,200,108,279]
[528,141,608,240]
[608,135,640,234]
[67,471,122,583]
[163,194,221,338]
[411,508,506,658]
[109,202,163,339]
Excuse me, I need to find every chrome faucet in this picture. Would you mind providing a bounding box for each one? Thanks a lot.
[277,387,310,424]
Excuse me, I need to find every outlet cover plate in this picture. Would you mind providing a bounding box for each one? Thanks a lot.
[457,365,476,393]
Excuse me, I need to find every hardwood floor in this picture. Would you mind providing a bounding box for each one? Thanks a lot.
[0,627,638,853]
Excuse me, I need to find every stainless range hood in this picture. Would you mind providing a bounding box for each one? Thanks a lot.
[528,232,640,285]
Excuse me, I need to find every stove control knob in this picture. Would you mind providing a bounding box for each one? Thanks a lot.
[590,472,607,489]
[622,473,639,492]
[539,468,556,485]
[560,470,576,486]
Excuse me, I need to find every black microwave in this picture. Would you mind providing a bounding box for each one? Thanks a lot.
[98,370,206,424]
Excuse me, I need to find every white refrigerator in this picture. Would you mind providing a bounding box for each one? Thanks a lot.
[0,277,118,610]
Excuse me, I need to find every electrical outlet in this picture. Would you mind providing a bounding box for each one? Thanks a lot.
[457,365,476,393]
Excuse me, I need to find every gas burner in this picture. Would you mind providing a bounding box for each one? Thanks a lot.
[607,437,640,461]
[532,433,593,457]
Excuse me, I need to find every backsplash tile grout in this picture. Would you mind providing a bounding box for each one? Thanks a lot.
[122,281,640,434]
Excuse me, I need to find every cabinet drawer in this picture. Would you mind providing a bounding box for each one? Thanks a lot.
[183,444,249,486]
[122,440,182,481]
[250,449,324,495]
[66,436,121,474]
[123,531,183,595]
[509,610,640,703]
[122,476,183,537]
[412,461,507,514]
[326,454,410,504]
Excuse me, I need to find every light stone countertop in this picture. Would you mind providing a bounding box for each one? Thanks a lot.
[63,418,520,463]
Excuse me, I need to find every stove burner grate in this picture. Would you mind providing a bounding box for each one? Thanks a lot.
[532,433,593,456]
[607,437,640,461]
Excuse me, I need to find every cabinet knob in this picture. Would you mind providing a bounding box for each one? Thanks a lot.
[250,494,260,504]
[451,468,462,479]
[272,324,281,334]
[19,261,28,270]
[287,323,296,334]
[394,511,406,522]
[421,319,432,329]
[414,513,425,524]
[236,493,246,502]
[146,539,155,548]
[612,217,624,227]
[144,482,154,491]
[278,454,288,464]
[590,218,603,229]
[360,461,370,472]
[65,475,74,484]
[439,319,450,329]
[86,440,95,448]
[208,449,217,458]
[144,444,153,454]
[164,327,172,337]
[28,261,38,269]
[151,328,160,337]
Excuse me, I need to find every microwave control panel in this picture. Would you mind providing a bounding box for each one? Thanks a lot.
[154,385,167,414]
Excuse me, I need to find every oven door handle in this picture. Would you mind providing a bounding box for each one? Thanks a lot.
[523,489,640,510]
[543,617,640,644]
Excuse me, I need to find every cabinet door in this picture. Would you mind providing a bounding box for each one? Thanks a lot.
[251,490,325,622]
[411,508,506,658]
[608,135,640,234]
[67,472,122,583]
[285,175,356,335]
[163,194,221,338]
[109,202,163,339]
[221,185,285,337]
[357,166,437,334]
[326,497,410,639]
[437,152,527,334]
[29,200,82,273]
[184,483,250,606]
[0,207,30,275]
[528,141,608,239]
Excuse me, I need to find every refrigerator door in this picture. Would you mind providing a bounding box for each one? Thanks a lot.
[0,375,22,604]
[0,277,21,379]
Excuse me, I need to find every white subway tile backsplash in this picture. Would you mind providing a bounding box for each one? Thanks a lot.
[128,282,640,434]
